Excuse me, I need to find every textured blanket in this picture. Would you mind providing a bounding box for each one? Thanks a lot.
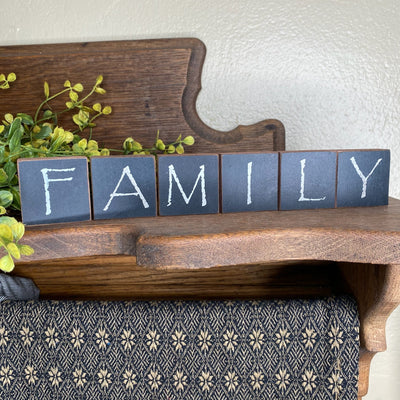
[0,296,359,399]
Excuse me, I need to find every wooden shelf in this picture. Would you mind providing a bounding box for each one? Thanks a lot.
[18,197,400,267]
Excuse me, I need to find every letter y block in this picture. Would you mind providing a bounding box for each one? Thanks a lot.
[336,150,390,207]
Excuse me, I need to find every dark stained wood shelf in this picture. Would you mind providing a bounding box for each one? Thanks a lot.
[17,197,400,267]
[2,38,398,400]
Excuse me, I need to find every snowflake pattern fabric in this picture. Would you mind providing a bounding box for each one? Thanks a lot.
[0,297,359,399]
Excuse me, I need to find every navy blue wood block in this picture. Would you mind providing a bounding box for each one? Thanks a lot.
[280,151,337,210]
[18,157,91,225]
[221,152,278,213]
[90,155,157,220]
[337,149,390,207]
[158,154,219,216]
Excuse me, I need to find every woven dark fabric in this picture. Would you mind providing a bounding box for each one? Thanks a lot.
[0,297,359,399]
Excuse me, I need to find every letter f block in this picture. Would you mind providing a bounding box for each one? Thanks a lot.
[18,157,91,225]
[337,150,390,207]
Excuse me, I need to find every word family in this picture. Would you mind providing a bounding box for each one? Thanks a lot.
[17,149,390,225]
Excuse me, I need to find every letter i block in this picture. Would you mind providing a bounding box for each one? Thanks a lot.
[18,157,91,225]
[337,150,390,207]
[157,154,219,216]
[221,152,278,213]
[280,151,337,210]
[90,155,157,220]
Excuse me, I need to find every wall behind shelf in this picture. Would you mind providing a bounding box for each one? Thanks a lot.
[0,0,399,398]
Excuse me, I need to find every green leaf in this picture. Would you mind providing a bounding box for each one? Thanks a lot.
[9,186,21,210]
[73,83,83,92]
[95,87,106,95]
[8,119,23,153]
[72,114,82,127]
[72,134,82,144]
[49,136,65,152]
[11,221,24,241]
[16,113,34,125]
[87,140,98,151]
[0,223,13,242]
[176,144,184,154]
[78,109,89,123]
[78,138,87,150]
[4,114,13,124]
[7,73,16,82]
[7,117,21,138]
[43,110,53,119]
[93,103,102,112]
[156,139,165,151]
[7,242,20,259]
[102,106,112,115]
[182,135,195,145]
[0,254,14,272]
[0,216,18,226]
[69,91,78,102]
[72,143,84,154]
[4,161,16,183]
[0,169,8,186]
[35,125,52,140]
[44,81,50,98]
[19,244,34,256]
[0,190,13,209]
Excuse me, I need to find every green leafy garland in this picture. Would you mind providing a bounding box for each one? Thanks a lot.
[0,73,194,272]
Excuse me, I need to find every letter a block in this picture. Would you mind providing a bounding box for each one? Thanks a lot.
[280,151,337,210]
[158,154,219,216]
[337,150,390,207]
[18,157,91,225]
[90,155,157,220]
[221,152,278,213]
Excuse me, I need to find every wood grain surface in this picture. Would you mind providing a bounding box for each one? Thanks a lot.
[0,38,285,153]
[16,197,400,266]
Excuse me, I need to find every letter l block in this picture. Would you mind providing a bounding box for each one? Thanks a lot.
[280,151,337,210]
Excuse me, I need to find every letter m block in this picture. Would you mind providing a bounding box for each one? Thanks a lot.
[18,157,91,225]
[157,154,219,216]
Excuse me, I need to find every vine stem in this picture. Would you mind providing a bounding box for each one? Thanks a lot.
[34,88,70,123]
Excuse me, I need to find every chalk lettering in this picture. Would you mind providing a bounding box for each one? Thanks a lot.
[247,161,253,205]
[103,165,149,211]
[298,158,326,202]
[350,156,382,199]
[41,168,75,215]
[167,164,207,207]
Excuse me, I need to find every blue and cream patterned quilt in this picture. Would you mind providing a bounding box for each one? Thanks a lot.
[0,296,359,399]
